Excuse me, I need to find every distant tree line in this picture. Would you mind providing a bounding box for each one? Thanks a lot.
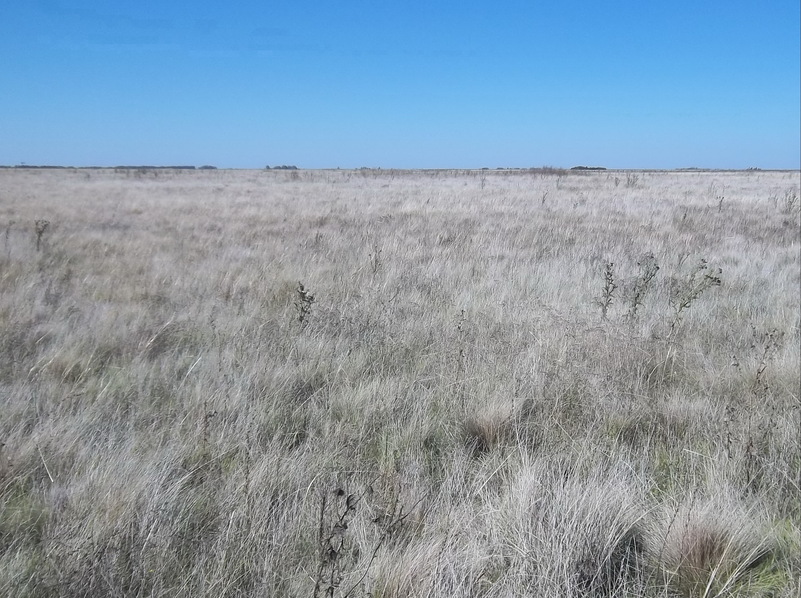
[0,165,75,169]
[113,165,199,170]
[0,165,217,170]
[265,165,298,170]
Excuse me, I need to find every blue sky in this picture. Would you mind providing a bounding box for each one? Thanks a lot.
[1,1,799,169]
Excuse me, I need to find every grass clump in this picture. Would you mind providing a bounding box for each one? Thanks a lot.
[656,496,786,597]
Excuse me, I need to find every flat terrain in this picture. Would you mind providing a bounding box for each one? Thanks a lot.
[1,168,799,597]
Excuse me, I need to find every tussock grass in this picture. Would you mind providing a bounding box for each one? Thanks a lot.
[656,492,786,597]
[0,167,798,596]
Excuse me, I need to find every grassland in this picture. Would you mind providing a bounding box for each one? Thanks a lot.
[0,167,799,597]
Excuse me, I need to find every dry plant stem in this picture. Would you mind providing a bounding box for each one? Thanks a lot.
[3,220,14,258]
[598,261,617,321]
[667,258,722,336]
[36,443,54,483]
[34,218,49,251]
[626,253,659,323]
[295,281,315,324]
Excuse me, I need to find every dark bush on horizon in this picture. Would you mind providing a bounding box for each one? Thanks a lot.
[529,166,568,176]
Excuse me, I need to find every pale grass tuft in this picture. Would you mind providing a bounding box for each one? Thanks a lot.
[656,495,782,597]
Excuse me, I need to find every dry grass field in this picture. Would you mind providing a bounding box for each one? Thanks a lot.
[0,167,799,597]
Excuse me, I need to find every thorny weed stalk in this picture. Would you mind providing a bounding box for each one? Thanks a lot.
[314,486,360,598]
[4,220,14,258]
[369,243,382,275]
[712,184,726,212]
[723,402,736,460]
[34,218,50,252]
[750,328,783,397]
[596,261,617,321]
[743,328,784,490]
[455,309,468,390]
[625,173,640,188]
[313,482,418,598]
[201,396,217,456]
[625,253,659,323]
[667,259,722,336]
[295,281,315,324]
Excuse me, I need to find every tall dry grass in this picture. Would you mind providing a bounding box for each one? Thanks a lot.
[0,167,799,597]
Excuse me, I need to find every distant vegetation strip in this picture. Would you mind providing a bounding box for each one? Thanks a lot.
[0,165,215,170]
[0,164,789,172]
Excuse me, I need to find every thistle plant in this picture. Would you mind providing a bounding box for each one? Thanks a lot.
[625,253,659,323]
[714,184,726,212]
[313,482,419,598]
[596,261,617,320]
[35,219,50,251]
[667,258,722,336]
[295,281,315,324]
[314,486,360,598]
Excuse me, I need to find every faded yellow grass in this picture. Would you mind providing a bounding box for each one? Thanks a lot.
[0,167,798,597]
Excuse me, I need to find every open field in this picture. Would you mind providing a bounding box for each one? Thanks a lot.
[0,167,799,597]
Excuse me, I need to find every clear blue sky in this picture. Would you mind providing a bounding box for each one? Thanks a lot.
[2,1,799,169]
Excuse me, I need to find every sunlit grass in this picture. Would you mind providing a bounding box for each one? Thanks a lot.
[0,167,798,596]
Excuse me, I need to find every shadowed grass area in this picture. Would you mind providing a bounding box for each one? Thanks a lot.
[0,167,799,596]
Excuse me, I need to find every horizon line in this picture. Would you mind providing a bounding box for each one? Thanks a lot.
[2,165,799,172]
